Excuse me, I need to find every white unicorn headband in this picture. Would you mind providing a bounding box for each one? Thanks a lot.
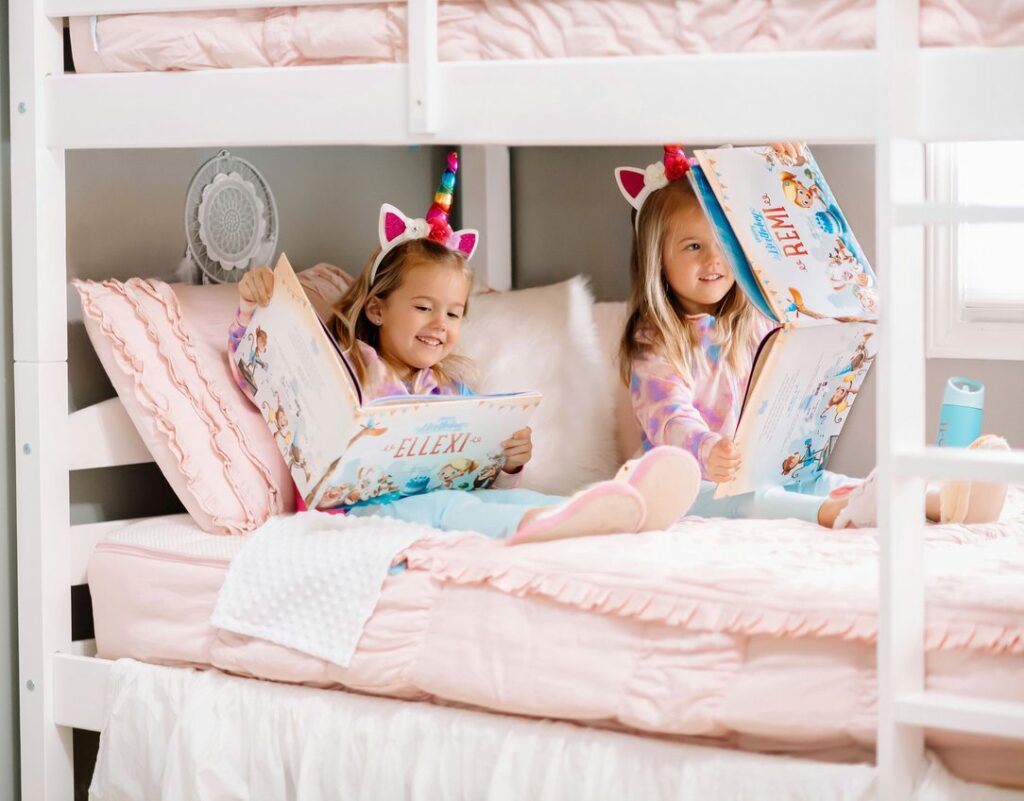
[370,151,479,283]
[614,144,696,229]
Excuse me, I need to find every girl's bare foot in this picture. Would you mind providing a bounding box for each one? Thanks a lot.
[818,494,848,528]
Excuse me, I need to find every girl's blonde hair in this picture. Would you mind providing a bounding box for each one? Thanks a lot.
[331,238,475,388]
[618,179,762,385]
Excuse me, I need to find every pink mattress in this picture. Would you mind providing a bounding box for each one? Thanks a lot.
[69,0,1024,74]
[89,503,1024,788]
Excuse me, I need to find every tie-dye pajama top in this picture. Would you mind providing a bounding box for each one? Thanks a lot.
[629,314,774,479]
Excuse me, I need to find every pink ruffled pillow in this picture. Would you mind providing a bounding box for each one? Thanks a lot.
[73,263,354,534]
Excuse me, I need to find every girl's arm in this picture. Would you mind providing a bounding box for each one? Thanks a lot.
[630,351,721,478]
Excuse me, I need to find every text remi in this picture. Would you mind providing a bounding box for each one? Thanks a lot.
[763,203,808,258]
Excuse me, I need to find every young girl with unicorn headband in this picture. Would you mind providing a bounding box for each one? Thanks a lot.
[231,152,701,544]
[615,143,1010,528]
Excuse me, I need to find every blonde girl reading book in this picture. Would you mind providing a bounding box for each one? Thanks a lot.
[231,152,701,543]
[615,143,1009,528]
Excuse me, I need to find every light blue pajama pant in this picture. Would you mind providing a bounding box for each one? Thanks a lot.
[688,470,860,524]
[346,488,565,540]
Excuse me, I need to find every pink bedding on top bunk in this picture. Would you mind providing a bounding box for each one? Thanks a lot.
[69,0,1024,74]
[89,494,1024,788]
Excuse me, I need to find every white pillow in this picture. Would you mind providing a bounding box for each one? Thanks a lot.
[458,277,620,495]
[592,301,644,463]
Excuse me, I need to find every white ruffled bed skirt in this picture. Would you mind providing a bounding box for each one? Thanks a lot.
[89,659,1023,801]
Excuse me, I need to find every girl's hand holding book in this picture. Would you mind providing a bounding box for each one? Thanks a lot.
[239,266,275,307]
[770,141,806,162]
[707,438,742,484]
[501,427,533,474]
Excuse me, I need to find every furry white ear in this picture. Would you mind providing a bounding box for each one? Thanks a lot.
[614,167,647,210]
[379,203,412,248]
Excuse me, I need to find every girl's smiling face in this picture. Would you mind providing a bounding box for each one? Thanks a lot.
[661,201,735,316]
[367,260,471,379]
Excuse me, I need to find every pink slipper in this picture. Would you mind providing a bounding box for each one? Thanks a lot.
[508,481,646,546]
[614,446,701,531]
[940,434,1010,524]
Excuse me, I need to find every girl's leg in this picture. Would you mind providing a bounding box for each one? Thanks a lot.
[471,488,566,508]
[688,471,859,525]
[350,484,647,543]
[686,481,755,520]
[347,490,539,540]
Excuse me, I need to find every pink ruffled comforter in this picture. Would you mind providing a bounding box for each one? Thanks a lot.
[70,0,1024,73]
[90,490,1024,787]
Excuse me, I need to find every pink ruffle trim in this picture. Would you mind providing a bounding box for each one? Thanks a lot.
[403,546,1024,656]
[74,278,280,534]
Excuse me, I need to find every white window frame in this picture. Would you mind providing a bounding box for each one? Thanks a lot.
[926,143,1024,360]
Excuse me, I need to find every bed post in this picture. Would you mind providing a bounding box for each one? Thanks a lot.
[875,1,927,798]
[10,1,75,798]
[408,0,438,134]
[461,146,512,291]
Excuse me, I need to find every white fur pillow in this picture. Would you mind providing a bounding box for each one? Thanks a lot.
[458,277,620,495]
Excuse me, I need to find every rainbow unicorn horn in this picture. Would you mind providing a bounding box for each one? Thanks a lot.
[426,151,458,243]
[370,150,479,284]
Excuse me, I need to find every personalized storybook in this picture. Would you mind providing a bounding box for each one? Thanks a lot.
[689,146,879,498]
[234,255,541,511]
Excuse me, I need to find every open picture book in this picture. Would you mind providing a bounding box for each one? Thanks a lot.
[234,255,541,511]
[689,145,879,498]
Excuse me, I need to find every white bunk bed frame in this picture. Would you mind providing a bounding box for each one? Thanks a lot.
[10,0,1024,798]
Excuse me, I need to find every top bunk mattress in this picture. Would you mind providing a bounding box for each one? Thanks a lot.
[68,0,1024,74]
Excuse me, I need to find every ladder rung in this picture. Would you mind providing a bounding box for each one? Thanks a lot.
[895,692,1024,740]
[892,446,1024,483]
[893,203,1024,226]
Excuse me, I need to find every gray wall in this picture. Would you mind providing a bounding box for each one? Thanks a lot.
[1,0,18,795]
[513,146,1024,476]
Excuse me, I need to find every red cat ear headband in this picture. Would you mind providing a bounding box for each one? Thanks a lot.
[614,145,695,229]
[370,151,479,283]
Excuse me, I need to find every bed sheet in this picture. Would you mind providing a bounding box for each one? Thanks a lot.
[88,502,1024,788]
[68,1,1024,74]
[90,658,1024,801]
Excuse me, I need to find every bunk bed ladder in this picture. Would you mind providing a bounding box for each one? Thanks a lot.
[875,2,1024,799]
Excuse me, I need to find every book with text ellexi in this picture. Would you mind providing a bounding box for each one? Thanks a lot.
[234,255,541,511]
[689,146,879,498]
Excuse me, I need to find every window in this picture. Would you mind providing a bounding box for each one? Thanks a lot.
[927,141,1024,360]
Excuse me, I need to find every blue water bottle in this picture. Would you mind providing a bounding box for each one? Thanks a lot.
[937,377,985,447]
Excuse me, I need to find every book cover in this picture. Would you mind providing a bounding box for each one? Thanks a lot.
[688,146,879,498]
[234,255,541,511]
[692,146,878,326]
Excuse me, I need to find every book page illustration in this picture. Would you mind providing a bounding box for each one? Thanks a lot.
[236,255,361,502]
[715,322,877,498]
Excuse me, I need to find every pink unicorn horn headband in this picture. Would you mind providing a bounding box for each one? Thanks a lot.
[614,144,696,228]
[370,151,479,284]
